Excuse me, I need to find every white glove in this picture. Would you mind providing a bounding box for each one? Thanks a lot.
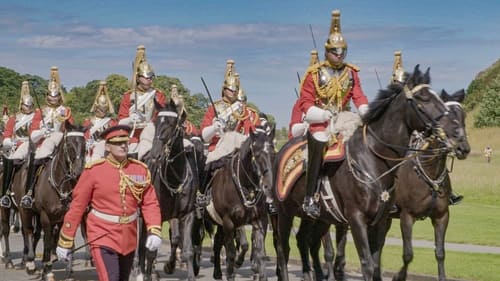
[358,104,369,117]
[305,106,333,123]
[130,112,145,123]
[56,246,71,261]
[212,118,226,133]
[2,138,14,150]
[145,235,162,251]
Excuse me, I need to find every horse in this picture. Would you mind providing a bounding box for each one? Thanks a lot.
[208,125,275,281]
[272,65,471,281]
[12,121,87,281]
[314,88,470,281]
[137,98,202,281]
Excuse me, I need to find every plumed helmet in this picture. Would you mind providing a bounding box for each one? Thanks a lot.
[391,51,407,84]
[47,66,64,105]
[91,81,115,114]
[19,81,34,112]
[222,59,239,93]
[309,49,319,66]
[325,10,347,52]
[133,45,155,83]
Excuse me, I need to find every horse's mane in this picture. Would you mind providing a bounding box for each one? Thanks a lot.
[362,64,431,124]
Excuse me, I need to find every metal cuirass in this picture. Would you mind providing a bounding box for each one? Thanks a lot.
[14,112,34,140]
[131,90,155,122]
[316,65,353,109]
[214,101,244,131]
[42,105,67,132]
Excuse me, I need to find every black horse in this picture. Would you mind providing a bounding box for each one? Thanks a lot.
[206,125,274,281]
[137,98,202,281]
[273,65,471,281]
[13,121,87,281]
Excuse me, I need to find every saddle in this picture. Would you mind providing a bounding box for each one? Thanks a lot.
[276,135,346,202]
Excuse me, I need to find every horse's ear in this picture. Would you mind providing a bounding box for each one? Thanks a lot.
[64,119,73,131]
[154,97,163,111]
[452,89,466,103]
[424,67,431,84]
[440,89,451,102]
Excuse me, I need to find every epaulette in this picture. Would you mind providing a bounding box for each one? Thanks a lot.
[128,158,148,169]
[345,63,360,72]
[85,158,106,169]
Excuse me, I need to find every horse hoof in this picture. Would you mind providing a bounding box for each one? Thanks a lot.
[235,259,244,268]
[135,273,144,281]
[164,261,175,274]
[25,261,36,275]
[302,271,314,281]
[45,272,55,281]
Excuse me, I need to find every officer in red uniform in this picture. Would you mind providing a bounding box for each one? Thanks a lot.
[56,125,162,281]
[298,10,369,218]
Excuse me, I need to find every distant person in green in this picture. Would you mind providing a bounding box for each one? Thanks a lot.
[484,146,493,163]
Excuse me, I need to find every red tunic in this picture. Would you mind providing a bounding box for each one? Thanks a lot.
[288,100,304,139]
[117,90,166,142]
[30,106,74,132]
[59,158,161,255]
[298,67,367,133]
[201,102,261,152]
[183,120,200,138]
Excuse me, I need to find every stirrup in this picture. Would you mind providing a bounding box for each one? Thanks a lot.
[0,195,12,208]
[302,198,320,219]
[267,202,278,215]
[196,193,209,207]
[20,195,34,209]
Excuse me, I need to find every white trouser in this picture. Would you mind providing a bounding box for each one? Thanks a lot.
[137,122,155,160]
[35,132,63,159]
[8,142,30,160]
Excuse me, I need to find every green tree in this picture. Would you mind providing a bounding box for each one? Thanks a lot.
[473,78,500,127]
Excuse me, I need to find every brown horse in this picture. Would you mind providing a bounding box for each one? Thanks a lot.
[209,125,275,281]
[12,121,87,281]
[273,65,471,281]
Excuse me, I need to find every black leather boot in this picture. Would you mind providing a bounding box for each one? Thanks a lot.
[302,133,327,219]
[1,157,14,208]
[20,160,40,209]
[449,191,463,205]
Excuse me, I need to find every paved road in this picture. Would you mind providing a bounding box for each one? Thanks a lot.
[0,229,480,281]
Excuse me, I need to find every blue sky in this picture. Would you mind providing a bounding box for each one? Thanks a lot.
[1,0,499,128]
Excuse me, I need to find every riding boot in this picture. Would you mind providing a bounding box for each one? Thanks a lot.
[196,166,212,208]
[1,157,14,208]
[20,160,40,209]
[449,191,464,205]
[302,133,327,219]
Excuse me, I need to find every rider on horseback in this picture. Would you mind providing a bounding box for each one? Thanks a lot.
[1,81,35,208]
[83,81,118,163]
[118,45,167,160]
[297,10,369,219]
[199,60,269,210]
[21,66,74,209]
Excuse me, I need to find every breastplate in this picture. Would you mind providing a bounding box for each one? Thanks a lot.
[132,91,155,121]
[43,106,65,131]
[214,101,243,131]
[316,65,353,108]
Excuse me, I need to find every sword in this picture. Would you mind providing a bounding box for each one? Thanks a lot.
[200,77,219,119]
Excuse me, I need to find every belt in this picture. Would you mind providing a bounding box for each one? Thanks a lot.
[90,209,138,224]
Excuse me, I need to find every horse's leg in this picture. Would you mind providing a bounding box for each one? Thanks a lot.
[212,225,224,280]
[191,216,203,277]
[164,218,180,275]
[235,226,248,268]
[1,207,14,269]
[432,209,449,281]
[334,224,348,281]
[309,221,330,281]
[180,212,196,281]
[250,214,268,281]
[296,218,313,281]
[19,210,37,274]
[11,210,20,233]
[40,212,56,281]
[222,217,237,281]
[348,215,375,280]
[393,211,416,281]
[319,225,335,281]
[275,211,294,281]
[369,216,392,281]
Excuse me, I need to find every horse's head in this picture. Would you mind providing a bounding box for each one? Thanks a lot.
[149,98,185,163]
[240,124,275,194]
[439,89,470,159]
[62,120,87,179]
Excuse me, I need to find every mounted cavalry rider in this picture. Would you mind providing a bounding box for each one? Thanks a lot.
[1,81,35,208]
[20,66,74,209]
[84,81,118,162]
[118,45,167,160]
[297,10,369,219]
[390,51,463,205]
[199,60,266,206]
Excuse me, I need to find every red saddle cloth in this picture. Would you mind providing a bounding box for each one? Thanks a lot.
[276,135,345,201]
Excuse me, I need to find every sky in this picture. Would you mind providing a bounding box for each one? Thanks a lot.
[1,0,499,128]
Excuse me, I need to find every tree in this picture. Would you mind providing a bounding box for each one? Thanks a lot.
[473,78,500,127]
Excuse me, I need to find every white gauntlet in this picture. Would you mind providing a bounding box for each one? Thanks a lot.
[304,106,333,123]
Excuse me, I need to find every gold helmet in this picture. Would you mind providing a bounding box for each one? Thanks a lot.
[19,81,34,112]
[47,66,64,106]
[391,51,407,84]
[133,45,155,83]
[309,49,319,66]
[91,81,114,114]
[222,59,239,93]
[325,10,347,59]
